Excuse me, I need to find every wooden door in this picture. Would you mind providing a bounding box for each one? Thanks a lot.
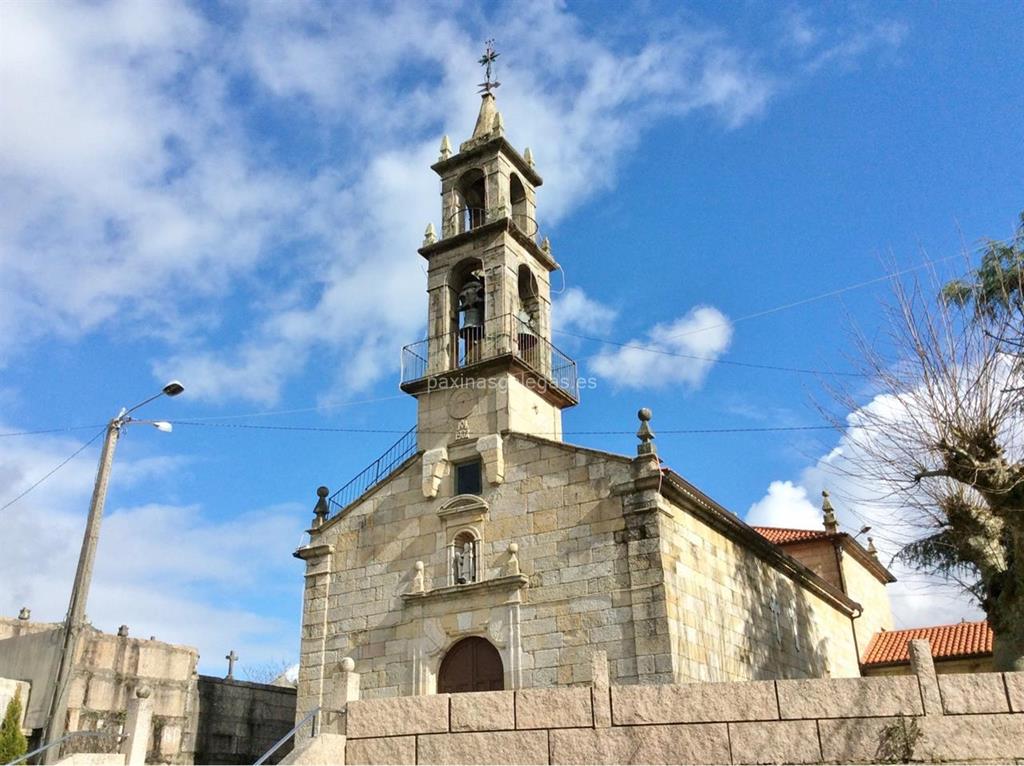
[437,637,504,693]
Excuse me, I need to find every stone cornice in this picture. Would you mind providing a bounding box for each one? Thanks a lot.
[430,136,543,187]
[293,542,333,562]
[437,494,489,522]
[402,574,529,605]
[417,218,559,272]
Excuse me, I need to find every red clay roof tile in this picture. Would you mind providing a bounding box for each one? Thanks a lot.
[753,526,832,545]
[862,620,992,666]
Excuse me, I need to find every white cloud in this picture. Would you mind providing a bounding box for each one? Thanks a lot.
[0,1,904,403]
[552,287,618,337]
[746,480,822,529]
[590,306,733,389]
[0,427,304,670]
[745,392,985,630]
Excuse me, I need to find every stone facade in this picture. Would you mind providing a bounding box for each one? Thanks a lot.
[293,87,896,722]
[295,427,892,716]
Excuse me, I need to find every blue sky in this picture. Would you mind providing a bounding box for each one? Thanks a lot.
[1,0,1021,676]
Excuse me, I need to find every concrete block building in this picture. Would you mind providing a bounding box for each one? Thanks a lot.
[293,83,896,718]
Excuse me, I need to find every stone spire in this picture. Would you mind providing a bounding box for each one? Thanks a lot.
[471,92,501,140]
[821,490,838,534]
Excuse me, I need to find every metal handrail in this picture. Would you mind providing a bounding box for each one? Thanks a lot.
[252,706,320,766]
[327,426,417,517]
[448,206,487,235]
[4,730,124,766]
[400,313,579,401]
[444,207,539,239]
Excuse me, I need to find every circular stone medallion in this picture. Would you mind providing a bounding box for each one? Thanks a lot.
[447,388,475,419]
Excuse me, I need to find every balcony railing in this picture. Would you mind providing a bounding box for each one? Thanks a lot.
[327,425,417,517]
[400,313,579,402]
[445,207,539,239]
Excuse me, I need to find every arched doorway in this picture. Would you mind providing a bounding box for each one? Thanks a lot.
[437,637,503,693]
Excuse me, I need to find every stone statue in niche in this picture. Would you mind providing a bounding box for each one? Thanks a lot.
[454,538,476,584]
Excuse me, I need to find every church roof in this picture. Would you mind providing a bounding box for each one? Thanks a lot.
[752,526,896,584]
[862,620,993,666]
[753,526,834,545]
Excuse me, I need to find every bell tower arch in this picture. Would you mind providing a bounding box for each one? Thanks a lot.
[400,52,578,455]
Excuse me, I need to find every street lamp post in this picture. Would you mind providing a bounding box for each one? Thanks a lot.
[42,381,185,763]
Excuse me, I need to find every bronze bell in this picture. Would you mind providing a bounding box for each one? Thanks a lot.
[516,308,538,354]
[459,278,485,338]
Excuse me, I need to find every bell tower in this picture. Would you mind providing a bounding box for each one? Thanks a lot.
[400,44,578,456]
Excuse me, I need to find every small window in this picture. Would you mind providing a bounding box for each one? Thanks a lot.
[455,459,483,495]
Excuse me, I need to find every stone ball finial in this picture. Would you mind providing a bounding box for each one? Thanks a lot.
[313,486,331,528]
[636,408,656,456]
[507,543,518,554]
[17,607,30,621]
[341,657,356,672]
[136,685,152,699]
[414,560,424,571]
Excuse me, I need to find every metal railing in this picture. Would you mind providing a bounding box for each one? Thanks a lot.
[444,207,538,239]
[510,212,538,237]
[4,730,124,766]
[327,427,417,517]
[252,706,319,766]
[448,206,487,235]
[400,313,579,402]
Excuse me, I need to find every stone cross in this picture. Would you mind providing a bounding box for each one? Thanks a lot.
[225,650,238,680]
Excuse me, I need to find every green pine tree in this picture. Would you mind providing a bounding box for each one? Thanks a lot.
[0,688,28,764]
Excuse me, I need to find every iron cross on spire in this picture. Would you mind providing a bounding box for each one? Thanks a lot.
[478,39,500,94]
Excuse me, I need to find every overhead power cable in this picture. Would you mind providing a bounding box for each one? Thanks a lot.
[0,425,106,438]
[0,428,105,512]
[659,246,987,343]
[168,420,835,436]
[555,329,864,377]
[557,245,999,370]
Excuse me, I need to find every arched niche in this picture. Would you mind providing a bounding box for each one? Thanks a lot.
[449,528,480,585]
[510,172,528,229]
[437,636,504,693]
[454,168,486,232]
[448,258,485,368]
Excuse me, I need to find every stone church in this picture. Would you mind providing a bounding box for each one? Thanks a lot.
[292,83,895,717]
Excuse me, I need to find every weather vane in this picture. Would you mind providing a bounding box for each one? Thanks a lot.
[478,39,500,94]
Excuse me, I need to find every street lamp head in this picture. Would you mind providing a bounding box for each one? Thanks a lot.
[152,421,173,433]
[162,381,185,397]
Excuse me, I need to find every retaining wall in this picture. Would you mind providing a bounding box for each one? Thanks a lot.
[339,663,1024,764]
